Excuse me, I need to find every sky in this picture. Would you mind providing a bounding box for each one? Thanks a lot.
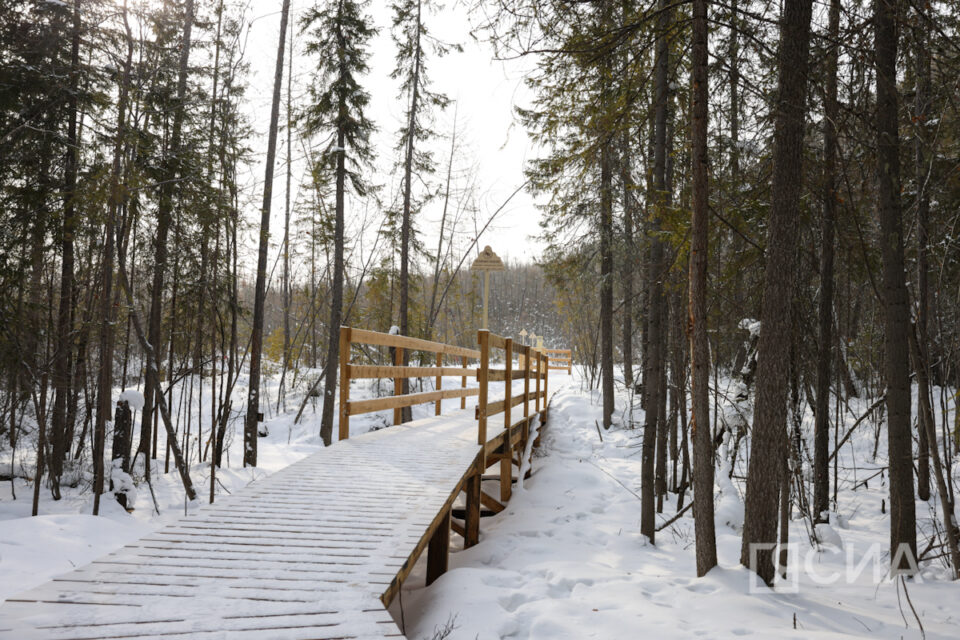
[235,0,544,283]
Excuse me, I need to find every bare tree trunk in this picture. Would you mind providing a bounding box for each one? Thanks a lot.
[913,17,931,502]
[398,0,424,423]
[620,135,634,389]
[141,0,195,478]
[741,0,814,586]
[49,0,83,501]
[874,0,917,574]
[813,0,840,524]
[245,0,291,466]
[280,17,294,411]
[640,0,670,543]
[690,0,717,576]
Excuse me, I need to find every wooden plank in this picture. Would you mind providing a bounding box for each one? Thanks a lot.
[435,353,442,416]
[501,338,513,504]
[477,330,489,448]
[461,355,468,410]
[348,364,474,379]
[486,332,507,350]
[349,327,480,359]
[347,386,479,415]
[487,368,526,382]
[426,508,450,585]
[393,345,403,425]
[479,490,505,514]
[478,391,531,419]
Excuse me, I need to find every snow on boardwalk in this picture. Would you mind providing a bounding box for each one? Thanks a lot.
[0,410,487,640]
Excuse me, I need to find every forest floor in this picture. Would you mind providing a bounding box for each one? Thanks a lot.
[397,372,960,640]
[1,369,958,639]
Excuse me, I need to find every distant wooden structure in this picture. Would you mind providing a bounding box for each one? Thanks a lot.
[544,348,573,374]
[0,328,570,639]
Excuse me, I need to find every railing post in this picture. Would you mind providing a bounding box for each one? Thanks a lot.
[393,346,403,425]
[338,326,352,441]
[501,338,513,503]
[535,350,541,414]
[567,349,572,375]
[477,330,489,448]
[542,353,549,424]
[460,355,468,409]
[435,352,442,416]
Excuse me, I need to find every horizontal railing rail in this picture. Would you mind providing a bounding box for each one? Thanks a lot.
[338,327,482,440]
[543,348,573,374]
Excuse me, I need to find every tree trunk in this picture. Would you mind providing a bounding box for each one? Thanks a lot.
[398,0,424,423]
[49,0,83,500]
[813,0,840,524]
[640,0,670,543]
[874,0,917,574]
[689,0,717,576]
[620,137,634,388]
[141,0,195,477]
[740,0,814,586]
[244,0,291,466]
[913,17,931,502]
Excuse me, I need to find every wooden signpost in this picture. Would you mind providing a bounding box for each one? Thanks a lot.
[470,245,505,330]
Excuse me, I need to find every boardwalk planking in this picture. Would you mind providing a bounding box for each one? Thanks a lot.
[0,410,495,640]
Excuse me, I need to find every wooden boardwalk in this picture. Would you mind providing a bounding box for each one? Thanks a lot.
[0,329,564,640]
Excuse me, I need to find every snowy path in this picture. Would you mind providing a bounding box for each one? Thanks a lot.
[0,410,491,640]
[402,378,959,640]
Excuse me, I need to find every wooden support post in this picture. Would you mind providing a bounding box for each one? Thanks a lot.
[338,327,352,441]
[542,353,549,424]
[501,338,513,503]
[435,352,442,416]
[460,355,468,409]
[567,349,572,375]
[535,350,541,413]
[393,346,403,425]
[426,507,450,585]
[477,330,489,448]
[523,346,531,422]
[465,468,481,548]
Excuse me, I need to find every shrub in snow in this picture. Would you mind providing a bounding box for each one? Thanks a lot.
[110,459,137,509]
[117,389,145,411]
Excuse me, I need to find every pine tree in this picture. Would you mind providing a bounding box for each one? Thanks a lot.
[302,0,377,445]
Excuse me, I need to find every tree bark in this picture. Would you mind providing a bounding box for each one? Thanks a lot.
[874,0,917,574]
[690,0,717,576]
[245,0,291,466]
[913,16,931,502]
[740,0,814,586]
[141,0,195,477]
[640,0,670,543]
[813,0,840,524]
[49,0,83,500]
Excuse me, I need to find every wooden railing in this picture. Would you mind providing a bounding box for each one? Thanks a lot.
[543,348,572,374]
[338,327,482,440]
[337,327,554,450]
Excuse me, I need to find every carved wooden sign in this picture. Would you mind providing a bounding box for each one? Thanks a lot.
[470,246,505,272]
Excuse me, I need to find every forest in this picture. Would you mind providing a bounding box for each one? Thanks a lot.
[1,0,959,604]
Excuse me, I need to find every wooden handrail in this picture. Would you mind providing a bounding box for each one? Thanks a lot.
[337,325,569,442]
[338,327,481,439]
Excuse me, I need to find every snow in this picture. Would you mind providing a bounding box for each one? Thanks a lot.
[397,369,960,640]
[117,388,145,410]
[2,364,958,639]
[738,318,761,339]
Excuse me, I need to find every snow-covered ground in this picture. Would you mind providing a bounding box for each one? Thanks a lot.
[399,373,960,640]
[1,366,958,639]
